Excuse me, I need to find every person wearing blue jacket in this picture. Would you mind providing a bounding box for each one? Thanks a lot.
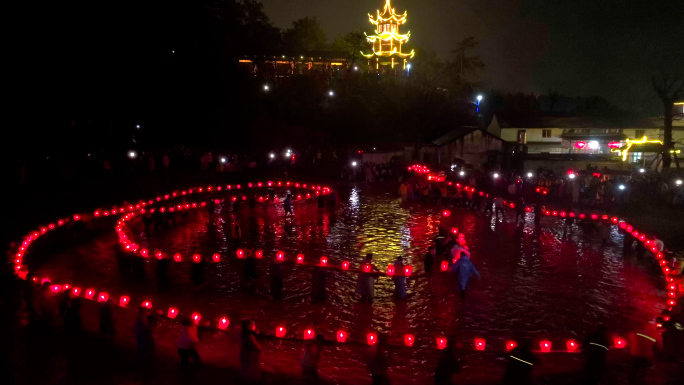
[451,254,480,299]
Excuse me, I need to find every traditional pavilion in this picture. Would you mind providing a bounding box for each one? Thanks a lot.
[361,0,415,70]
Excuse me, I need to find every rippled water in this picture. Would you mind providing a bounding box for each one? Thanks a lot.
[33,183,667,382]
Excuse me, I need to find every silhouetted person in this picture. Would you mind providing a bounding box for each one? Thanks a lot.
[99,299,116,339]
[63,297,83,337]
[269,258,283,301]
[177,317,201,368]
[367,334,390,385]
[533,203,542,226]
[284,194,294,217]
[503,339,538,385]
[434,336,461,385]
[311,265,327,303]
[582,325,609,385]
[134,307,156,380]
[240,319,262,383]
[424,246,436,275]
[156,257,169,287]
[302,333,325,384]
[232,223,242,248]
[356,254,377,303]
[190,258,206,287]
[393,256,407,300]
[515,198,526,223]
[317,195,325,210]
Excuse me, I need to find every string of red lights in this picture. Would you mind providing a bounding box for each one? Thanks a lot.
[10,179,678,353]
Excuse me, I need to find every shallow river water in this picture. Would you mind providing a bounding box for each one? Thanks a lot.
[33,183,667,383]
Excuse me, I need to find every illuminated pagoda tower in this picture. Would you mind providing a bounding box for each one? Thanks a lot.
[361,0,415,70]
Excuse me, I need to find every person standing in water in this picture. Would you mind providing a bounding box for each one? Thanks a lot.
[451,252,479,299]
[284,194,294,217]
[356,254,377,303]
[392,256,407,300]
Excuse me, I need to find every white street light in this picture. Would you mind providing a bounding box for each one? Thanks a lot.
[263,85,269,91]
[588,141,599,150]
[459,171,465,176]
[619,184,626,190]
[676,179,683,186]
[527,172,533,178]
[568,174,576,179]
[493,173,499,179]
[351,161,358,167]
[269,153,275,159]
[639,168,645,173]
[354,66,358,71]
[135,124,141,129]
[128,150,137,159]
[477,95,483,102]
[220,157,226,164]
[328,90,334,97]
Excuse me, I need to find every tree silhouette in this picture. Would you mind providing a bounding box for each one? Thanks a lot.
[652,73,684,169]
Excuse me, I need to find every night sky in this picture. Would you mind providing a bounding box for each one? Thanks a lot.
[262,0,683,112]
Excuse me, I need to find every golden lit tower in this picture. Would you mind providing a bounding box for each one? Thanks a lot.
[361,0,415,70]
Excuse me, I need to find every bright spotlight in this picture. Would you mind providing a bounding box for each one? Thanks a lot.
[351,161,358,167]
[527,172,533,178]
[220,157,226,164]
[328,90,334,97]
[619,184,626,190]
[588,141,599,150]
[459,171,465,176]
[263,85,269,91]
[354,66,358,71]
[477,95,483,102]
[493,173,499,179]
[128,150,137,159]
[639,168,645,173]
[269,153,275,159]
[676,179,683,186]
[135,124,141,129]
[568,174,576,179]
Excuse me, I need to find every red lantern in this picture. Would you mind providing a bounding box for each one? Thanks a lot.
[451,227,458,235]
[236,249,245,259]
[613,336,626,348]
[140,249,149,258]
[367,333,377,345]
[142,300,152,309]
[168,307,178,318]
[192,312,202,324]
[612,217,619,224]
[276,326,287,338]
[303,329,314,340]
[626,225,633,232]
[341,261,350,270]
[404,334,415,347]
[193,254,201,263]
[155,250,163,260]
[560,211,566,218]
[506,340,517,351]
[474,338,486,351]
[255,250,263,259]
[62,284,71,290]
[442,210,451,217]
[632,231,639,238]
[218,317,229,330]
[566,340,578,352]
[320,257,328,266]
[608,141,621,149]
[591,214,598,220]
[525,206,532,212]
[50,284,61,293]
[436,337,447,350]
[363,264,372,273]
[72,287,81,296]
[337,330,348,343]
[540,340,551,352]
[212,253,221,262]
[386,265,395,276]
[119,296,130,306]
[575,141,587,149]
[441,260,449,271]
[276,251,285,261]
[404,265,413,277]
[85,289,95,300]
[174,253,182,262]
[98,292,109,302]
[297,254,304,264]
